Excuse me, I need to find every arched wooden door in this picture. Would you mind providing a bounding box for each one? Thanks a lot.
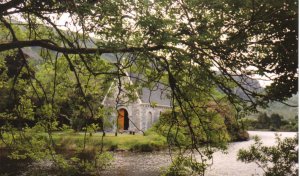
[118,108,129,130]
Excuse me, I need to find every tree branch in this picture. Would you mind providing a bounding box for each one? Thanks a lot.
[0,0,23,14]
[0,40,168,54]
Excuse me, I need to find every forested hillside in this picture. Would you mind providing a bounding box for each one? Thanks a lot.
[264,93,298,119]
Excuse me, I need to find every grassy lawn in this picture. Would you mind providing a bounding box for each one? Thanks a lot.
[52,131,167,152]
[0,129,167,152]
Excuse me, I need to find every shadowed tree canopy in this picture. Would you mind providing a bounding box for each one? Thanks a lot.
[0,0,297,104]
[0,0,298,175]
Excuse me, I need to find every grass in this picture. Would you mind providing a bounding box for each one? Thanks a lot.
[0,129,168,152]
[51,131,167,152]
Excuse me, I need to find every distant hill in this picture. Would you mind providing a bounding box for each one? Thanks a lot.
[232,75,263,101]
[229,75,298,120]
[256,93,298,119]
[263,93,298,119]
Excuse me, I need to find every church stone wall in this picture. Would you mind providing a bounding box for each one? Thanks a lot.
[128,103,141,132]
[138,104,171,131]
[103,102,171,133]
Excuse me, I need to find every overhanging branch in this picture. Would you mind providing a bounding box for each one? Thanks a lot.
[0,40,167,54]
[0,0,23,14]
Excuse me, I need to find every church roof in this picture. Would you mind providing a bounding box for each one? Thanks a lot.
[100,53,171,107]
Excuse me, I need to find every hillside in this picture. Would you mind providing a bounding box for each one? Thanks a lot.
[262,93,298,119]
[255,93,298,119]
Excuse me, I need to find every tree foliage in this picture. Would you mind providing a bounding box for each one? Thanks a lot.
[238,135,298,176]
[0,0,298,175]
[0,0,297,102]
[242,112,298,131]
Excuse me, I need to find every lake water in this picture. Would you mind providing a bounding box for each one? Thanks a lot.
[101,131,297,176]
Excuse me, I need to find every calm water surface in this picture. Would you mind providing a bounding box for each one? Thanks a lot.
[101,131,297,176]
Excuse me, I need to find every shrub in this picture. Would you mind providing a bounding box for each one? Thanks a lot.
[238,134,298,176]
[130,143,154,152]
[108,144,118,151]
[71,118,86,132]
[162,155,206,176]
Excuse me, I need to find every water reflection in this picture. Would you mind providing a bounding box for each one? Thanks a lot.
[101,131,297,176]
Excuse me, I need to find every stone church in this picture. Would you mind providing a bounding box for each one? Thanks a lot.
[102,72,171,133]
[101,53,171,133]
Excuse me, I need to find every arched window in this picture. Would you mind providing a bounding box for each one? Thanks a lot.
[147,111,153,129]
